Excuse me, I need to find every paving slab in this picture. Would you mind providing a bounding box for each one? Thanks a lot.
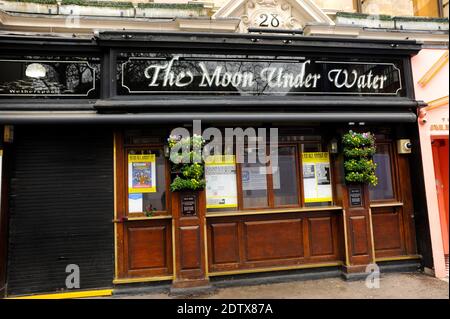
[110,273,449,299]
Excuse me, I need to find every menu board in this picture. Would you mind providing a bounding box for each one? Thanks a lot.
[302,152,333,203]
[205,155,238,209]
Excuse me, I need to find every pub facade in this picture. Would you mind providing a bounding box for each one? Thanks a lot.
[0,30,431,297]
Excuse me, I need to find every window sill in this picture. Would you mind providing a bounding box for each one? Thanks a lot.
[370,202,404,208]
[113,215,172,222]
[206,206,343,218]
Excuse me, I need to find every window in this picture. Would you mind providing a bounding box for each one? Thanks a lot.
[204,133,337,213]
[273,146,300,206]
[413,0,442,17]
[239,145,301,209]
[127,148,168,214]
[369,144,395,201]
[241,146,270,209]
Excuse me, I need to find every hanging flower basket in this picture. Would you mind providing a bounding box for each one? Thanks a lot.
[167,134,206,192]
[342,131,378,187]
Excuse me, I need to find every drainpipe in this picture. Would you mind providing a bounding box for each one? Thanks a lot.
[133,3,137,18]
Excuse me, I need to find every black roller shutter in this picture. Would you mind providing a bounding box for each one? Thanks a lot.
[7,125,114,296]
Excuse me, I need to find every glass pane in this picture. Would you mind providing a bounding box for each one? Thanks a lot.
[369,144,395,201]
[301,148,333,207]
[413,0,440,17]
[128,149,167,213]
[273,146,299,206]
[241,147,269,209]
[205,155,238,213]
[301,143,322,152]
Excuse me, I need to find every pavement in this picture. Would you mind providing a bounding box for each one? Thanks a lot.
[111,272,449,299]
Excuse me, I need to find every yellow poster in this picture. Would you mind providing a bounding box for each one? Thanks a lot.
[128,154,156,193]
[302,152,332,203]
[205,155,238,209]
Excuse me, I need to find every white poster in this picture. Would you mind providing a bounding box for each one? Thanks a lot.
[205,155,238,209]
[128,193,143,213]
[302,152,333,203]
[241,165,267,191]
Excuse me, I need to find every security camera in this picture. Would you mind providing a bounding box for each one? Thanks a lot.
[397,139,412,154]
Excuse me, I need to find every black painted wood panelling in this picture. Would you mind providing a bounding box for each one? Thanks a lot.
[7,125,114,296]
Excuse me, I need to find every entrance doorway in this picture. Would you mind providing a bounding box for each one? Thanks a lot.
[432,137,449,276]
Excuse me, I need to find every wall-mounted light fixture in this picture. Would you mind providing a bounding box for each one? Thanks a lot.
[4,125,14,143]
[328,138,338,154]
[164,144,170,158]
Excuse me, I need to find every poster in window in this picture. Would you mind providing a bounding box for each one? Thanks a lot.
[128,193,143,213]
[241,165,268,191]
[302,152,332,203]
[128,154,156,193]
[205,155,238,209]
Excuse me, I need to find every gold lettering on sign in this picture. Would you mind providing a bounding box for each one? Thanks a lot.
[430,124,449,131]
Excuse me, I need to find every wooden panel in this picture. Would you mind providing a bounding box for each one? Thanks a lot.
[122,219,172,278]
[372,209,404,252]
[207,212,343,273]
[349,216,369,256]
[210,223,239,264]
[309,217,334,256]
[244,219,303,261]
[179,226,201,270]
[128,226,167,270]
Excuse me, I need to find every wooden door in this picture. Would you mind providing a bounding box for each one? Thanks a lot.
[370,141,417,258]
[114,132,173,281]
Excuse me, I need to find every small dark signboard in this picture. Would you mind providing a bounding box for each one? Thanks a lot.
[181,194,197,216]
[349,186,363,207]
[0,58,99,97]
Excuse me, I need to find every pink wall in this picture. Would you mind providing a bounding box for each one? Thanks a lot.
[412,49,449,278]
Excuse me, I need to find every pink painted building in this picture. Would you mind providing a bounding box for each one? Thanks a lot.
[412,49,449,278]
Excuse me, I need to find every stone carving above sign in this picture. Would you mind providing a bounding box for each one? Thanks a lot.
[213,0,334,32]
[242,0,301,31]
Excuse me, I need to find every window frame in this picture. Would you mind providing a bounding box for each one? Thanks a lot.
[369,141,400,203]
[229,141,336,212]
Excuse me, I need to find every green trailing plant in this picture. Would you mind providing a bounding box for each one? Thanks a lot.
[343,146,376,158]
[61,0,133,9]
[335,11,392,21]
[137,3,204,10]
[7,0,57,4]
[342,131,378,187]
[167,134,206,192]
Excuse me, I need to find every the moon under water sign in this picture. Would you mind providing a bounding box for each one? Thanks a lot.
[119,54,403,96]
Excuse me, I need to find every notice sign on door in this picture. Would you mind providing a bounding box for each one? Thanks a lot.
[302,152,332,203]
[128,154,156,193]
[205,155,238,209]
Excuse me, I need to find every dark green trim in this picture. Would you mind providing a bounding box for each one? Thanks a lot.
[60,0,133,9]
[394,16,449,23]
[5,0,57,5]
[137,3,204,10]
[336,11,449,23]
[336,11,392,21]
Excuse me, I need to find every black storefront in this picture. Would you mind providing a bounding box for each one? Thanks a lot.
[0,32,433,297]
